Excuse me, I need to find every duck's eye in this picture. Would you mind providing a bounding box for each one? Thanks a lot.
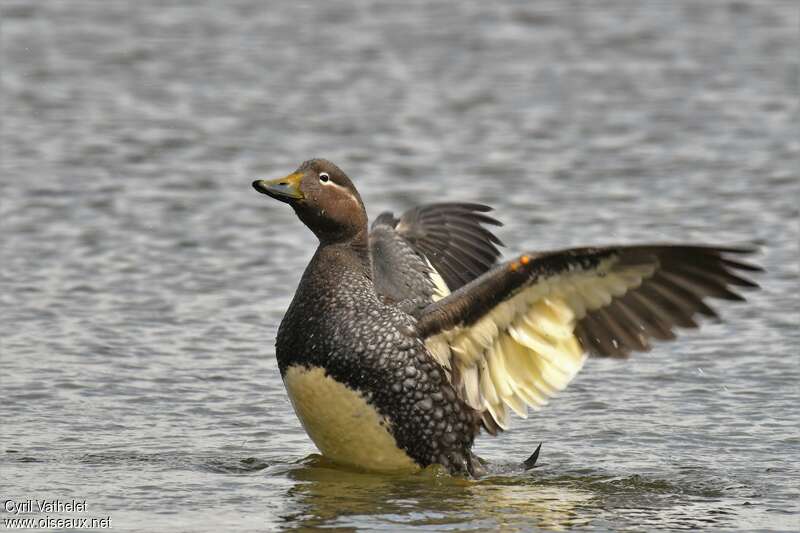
[319,172,330,183]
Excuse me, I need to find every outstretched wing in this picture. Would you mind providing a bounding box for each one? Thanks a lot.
[369,203,503,316]
[391,203,504,290]
[416,245,762,434]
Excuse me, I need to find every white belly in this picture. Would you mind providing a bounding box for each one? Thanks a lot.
[283,365,419,472]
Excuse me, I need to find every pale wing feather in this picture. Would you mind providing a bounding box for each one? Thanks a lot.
[424,255,654,428]
[425,257,451,302]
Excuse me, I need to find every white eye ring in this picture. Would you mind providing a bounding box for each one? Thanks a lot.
[319,172,330,183]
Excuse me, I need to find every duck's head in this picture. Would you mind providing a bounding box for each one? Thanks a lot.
[252,159,368,244]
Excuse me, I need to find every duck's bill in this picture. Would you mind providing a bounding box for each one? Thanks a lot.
[252,171,304,202]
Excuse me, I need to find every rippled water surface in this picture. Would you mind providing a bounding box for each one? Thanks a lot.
[2,1,798,531]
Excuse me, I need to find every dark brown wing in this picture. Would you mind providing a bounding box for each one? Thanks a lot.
[573,246,761,356]
[369,203,504,316]
[390,203,504,291]
[369,221,441,316]
[417,245,761,432]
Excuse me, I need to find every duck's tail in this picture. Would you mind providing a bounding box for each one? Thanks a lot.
[523,442,542,471]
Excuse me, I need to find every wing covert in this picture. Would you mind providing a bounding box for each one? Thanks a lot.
[369,203,504,316]
[392,203,503,290]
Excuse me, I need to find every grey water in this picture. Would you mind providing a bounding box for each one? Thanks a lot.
[1,1,798,531]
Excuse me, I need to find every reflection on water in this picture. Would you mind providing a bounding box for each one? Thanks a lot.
[2,449,753,531]
[282,456,592,530]
[276,455,743,531]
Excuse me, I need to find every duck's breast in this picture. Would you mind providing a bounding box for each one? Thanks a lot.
[283,364,420,472]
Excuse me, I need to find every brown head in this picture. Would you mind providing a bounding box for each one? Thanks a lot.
[252,159,368,245]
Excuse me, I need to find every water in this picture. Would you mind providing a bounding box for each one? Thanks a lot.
[1,1,798,531]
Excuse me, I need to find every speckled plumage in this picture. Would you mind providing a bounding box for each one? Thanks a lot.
[276,244,482,474]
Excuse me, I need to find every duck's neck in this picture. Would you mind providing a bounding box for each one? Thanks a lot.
[318,227,372,278]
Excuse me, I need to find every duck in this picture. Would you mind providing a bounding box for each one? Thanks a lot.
[252,158,761,477]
